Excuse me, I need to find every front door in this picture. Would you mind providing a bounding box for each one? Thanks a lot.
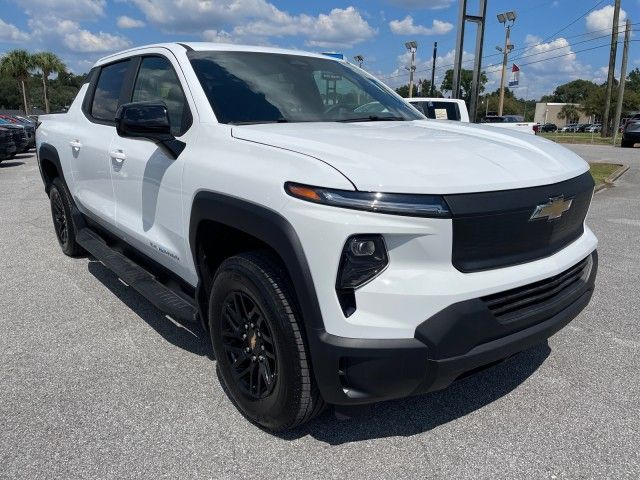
[110,54,194,281]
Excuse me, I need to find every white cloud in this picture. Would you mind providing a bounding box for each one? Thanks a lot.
[585,5,627,35]
[28,16,131,53]
[0,18,29,42]
[20,0,106,20]
[202,29,234,44]
[117,16,145,29]
[384,0,455,9]
[129,1,375,47]
[389,16,453,35]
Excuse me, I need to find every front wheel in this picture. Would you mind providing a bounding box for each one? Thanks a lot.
[209,252,324,431]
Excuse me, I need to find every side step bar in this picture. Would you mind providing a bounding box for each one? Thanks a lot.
[76,228,197,323]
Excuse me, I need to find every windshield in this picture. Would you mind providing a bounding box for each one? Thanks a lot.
[188,51,423,124]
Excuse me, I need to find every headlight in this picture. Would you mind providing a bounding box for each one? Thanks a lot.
[285,182,451,218]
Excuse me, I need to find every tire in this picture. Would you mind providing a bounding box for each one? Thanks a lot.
[209,252,324,431]
[49,177,84,257]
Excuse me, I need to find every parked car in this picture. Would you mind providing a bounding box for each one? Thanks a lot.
[622,114,640,148]
[585,124,601,133]
[0,127,17,162]
[480,115,538,135]
[540,123,558,132]
[559,124,577,132]
[0,119,29,153]
[37,43,598,431]
[0,114,35,149]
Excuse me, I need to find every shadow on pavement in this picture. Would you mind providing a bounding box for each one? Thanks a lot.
[87,257,549,444]
[0,161,25,168]
[87,260,213,358]
[279,342,550,444]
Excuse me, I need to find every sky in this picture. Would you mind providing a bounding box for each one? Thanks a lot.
[0,0,638,100]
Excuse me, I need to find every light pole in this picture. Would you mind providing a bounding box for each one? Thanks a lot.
[430,42,438,96]
[405,41,418,98]
[496,11,516,116]
[353,54,364,69]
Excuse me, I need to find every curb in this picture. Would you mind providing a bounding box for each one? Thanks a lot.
[594,164,629,193]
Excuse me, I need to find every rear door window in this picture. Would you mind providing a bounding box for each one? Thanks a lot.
[91,60,130,122]
[415,101,461,121]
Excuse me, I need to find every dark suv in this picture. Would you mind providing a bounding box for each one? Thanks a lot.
[622,114,640,148]
[0,127,17,162]
[0,115,35,151]
[540,123,558,132]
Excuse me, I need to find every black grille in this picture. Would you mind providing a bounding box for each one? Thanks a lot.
[482,255,592,323]
[446,172,594,272]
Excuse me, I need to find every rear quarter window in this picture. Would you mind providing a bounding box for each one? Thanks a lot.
[91,60,130,122]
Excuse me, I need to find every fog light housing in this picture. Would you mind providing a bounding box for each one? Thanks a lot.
[336,235,388,316]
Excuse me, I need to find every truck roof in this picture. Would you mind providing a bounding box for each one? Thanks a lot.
[96,42,340,67]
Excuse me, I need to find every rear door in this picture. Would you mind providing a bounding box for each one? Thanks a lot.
[110,53,195,280]
[72,59,131,225]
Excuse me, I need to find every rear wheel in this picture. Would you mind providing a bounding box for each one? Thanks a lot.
[209,252,324,431]
[49,177,83,257]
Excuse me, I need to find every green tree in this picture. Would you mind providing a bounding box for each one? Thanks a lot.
[557,104,581,124]
[32,52,67,113]
[440,69,488,106]
[547,79,599,103]
[395,79,441,98]
[0,49,33,114]
[627,68,640,95]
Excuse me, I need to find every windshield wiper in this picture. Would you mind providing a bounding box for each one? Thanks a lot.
[336,115,406,123]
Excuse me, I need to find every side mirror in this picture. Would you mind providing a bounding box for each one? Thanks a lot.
[115,102,185,158]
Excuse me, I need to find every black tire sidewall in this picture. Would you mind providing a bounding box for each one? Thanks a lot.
[209,257,306,430]
[49,178,80,256]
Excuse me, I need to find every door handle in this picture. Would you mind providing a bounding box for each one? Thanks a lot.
[69,140,82,149]
[110,150,126,162]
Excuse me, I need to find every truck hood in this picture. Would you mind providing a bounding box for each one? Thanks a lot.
[231,120,589,194]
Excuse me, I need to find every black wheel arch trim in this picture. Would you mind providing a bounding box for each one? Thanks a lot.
[37,142,66,193]
[189,191,333,396]
[189,191,326,332]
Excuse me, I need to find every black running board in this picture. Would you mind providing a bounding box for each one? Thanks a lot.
[76,228,197,323]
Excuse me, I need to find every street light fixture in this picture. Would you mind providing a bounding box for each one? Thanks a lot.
[404,41,418,98]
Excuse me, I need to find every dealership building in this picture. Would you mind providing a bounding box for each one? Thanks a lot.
[534,102,592,126]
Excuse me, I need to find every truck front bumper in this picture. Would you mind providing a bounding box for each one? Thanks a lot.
[311,251,597,405]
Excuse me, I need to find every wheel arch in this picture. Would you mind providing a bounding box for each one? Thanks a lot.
[188,191,326,337]
[38,143,66,194]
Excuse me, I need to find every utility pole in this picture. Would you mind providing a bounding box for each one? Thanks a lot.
[469,0,488,121]
[405,41,418,98]
[452,0,488,119]
[430,42,438,96]
[613,19,631,146]
[497,11,517,117]
[602,0,621,137]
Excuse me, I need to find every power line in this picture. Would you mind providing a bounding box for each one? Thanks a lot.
[379,26,637,82]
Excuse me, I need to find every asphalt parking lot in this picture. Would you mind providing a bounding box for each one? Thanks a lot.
[1,145,639,479]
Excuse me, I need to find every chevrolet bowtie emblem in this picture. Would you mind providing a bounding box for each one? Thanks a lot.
[530,196,573,221]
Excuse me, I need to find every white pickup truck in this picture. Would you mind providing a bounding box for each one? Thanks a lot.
[408,97,537,135]
[36,43,597,431]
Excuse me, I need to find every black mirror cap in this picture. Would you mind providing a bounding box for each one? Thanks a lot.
[115,101,185,159]
[115,101,173,141]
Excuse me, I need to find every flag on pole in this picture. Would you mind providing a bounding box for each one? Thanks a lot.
[509,63,520,87]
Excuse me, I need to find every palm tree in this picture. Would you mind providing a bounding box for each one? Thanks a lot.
[0,49,33,114]
[557,104,581,125]
[32,52,67,113]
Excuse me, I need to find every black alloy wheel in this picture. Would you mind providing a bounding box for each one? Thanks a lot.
[220,291,278,399]
[51,189,68,245]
